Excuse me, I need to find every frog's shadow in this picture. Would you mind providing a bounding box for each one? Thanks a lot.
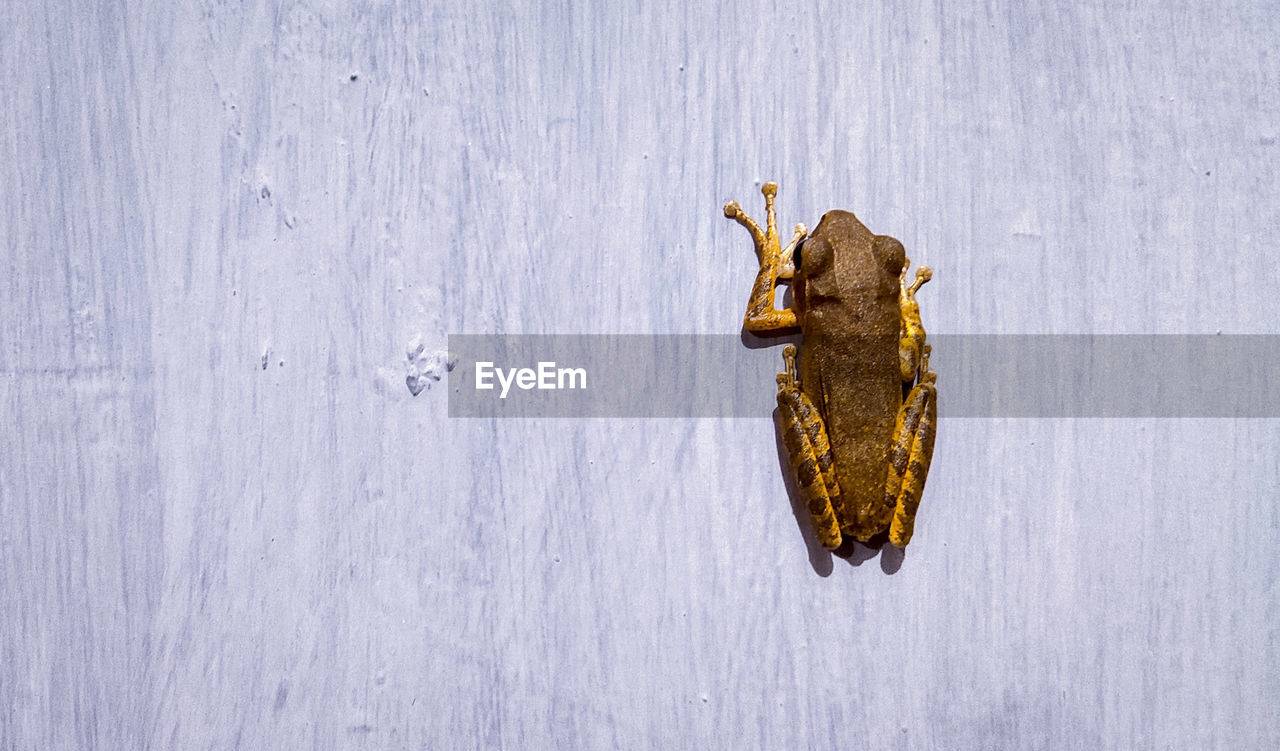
[771,407,904,576]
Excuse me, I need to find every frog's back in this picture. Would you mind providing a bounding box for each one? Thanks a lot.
[795,210,906,539]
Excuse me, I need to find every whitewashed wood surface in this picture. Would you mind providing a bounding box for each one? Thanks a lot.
[3,2,1278,749]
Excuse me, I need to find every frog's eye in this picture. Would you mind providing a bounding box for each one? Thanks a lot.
[797,235,830,273]
[873,235,906,274]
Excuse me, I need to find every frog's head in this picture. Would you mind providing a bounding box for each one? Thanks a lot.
[795,210,906,307]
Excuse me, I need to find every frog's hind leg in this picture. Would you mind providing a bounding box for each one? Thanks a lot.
[724,182,807,332]
[885,347,938,547]
[775,345,848,550]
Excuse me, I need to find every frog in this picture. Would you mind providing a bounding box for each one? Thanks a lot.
[723,181,937,550]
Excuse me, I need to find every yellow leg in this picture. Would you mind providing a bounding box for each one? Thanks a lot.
[724,182,807,332]
[898,260,933,382]
[775,345,847,549]
[886,347,938,547]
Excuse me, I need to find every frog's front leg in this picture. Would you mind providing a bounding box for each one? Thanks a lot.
[724,182,807,332]
[898,260,933,382]
[884,346,938,547]
[775,345,849,550]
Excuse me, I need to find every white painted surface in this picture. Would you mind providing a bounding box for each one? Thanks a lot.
[2,2,1277,748]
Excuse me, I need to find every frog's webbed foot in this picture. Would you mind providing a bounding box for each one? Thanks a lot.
[775,345,849,550]
[724,182,807,332]
[884,344,937,547]
[898,258,933,382]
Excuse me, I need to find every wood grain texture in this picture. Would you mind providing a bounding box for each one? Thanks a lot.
[3,1,1278,748]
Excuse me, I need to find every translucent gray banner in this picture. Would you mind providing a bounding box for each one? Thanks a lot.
[447,335,1280,418]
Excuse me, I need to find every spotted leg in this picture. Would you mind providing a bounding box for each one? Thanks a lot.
[775,345,850,550]
[884,346,938,547]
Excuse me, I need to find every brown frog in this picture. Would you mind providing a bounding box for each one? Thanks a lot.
[724,182,937,549]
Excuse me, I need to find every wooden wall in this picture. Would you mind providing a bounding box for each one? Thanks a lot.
[2,2,1277,747]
